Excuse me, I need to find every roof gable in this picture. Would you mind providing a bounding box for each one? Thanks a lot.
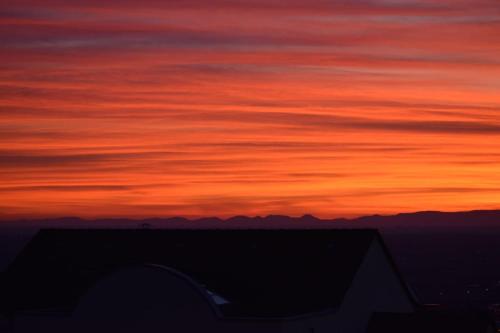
[2,229,378,317]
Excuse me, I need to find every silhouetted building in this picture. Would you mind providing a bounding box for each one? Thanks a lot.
[0,229,493,332]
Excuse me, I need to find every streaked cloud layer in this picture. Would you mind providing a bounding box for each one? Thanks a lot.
[1,0,500,218]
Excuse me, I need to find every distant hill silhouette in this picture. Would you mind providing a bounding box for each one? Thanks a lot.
[2,209,500,229]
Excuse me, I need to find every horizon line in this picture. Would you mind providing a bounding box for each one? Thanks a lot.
[2,208,500,223]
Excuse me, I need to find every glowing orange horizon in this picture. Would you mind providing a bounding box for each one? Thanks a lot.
[1,0,500,219]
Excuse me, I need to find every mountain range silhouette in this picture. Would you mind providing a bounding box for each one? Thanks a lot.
[3,209,500,229]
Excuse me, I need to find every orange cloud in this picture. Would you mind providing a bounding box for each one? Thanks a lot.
[1,0,500,219]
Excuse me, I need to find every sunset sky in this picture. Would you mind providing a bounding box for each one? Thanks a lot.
[1,0,500,219]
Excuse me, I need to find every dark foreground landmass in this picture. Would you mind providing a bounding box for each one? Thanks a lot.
[1,209,500,309]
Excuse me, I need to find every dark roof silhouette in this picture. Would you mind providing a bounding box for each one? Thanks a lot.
[2,229,399,318]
